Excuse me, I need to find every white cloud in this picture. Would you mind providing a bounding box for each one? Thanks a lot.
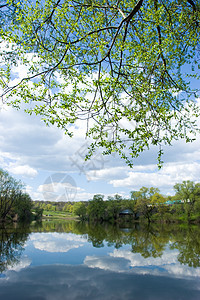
[0,104,108,177]
[25,184,33,194]
[86,166,128,182]
[36,183,95,202]
[108,161,200,194]
[7,164,38,178]
[38,176,78,202]
[73,191,95,202]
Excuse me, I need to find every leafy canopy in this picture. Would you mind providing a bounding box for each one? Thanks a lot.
[0,0,200,166]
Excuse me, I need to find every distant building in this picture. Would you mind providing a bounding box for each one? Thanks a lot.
[165,200,183,205]
[119,208,134,215]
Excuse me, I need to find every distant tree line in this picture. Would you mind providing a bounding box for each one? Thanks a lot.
[33,180,200,224]
[2,167,199,224]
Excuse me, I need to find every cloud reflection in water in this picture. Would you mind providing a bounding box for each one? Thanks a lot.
[84,248,200,279]
[29,232,88,253]
[0,264,199,300]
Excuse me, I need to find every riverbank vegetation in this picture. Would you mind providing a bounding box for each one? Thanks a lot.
[32,180,200,224]
[1,168,200,224]
[0,168,40,223]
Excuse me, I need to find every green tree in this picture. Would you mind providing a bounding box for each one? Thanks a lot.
[149,187,160,199]
[106,195,123,222]
[14,192,33,222]
[87,194,106,221]
[130,191,141,201]
[174,180,200,219]
[135,186,161,223]
[51,205,56,211]
[73,202,87,220]
[151,192,167,219]
[46,203,53,211]
[0,0,200,166]
[34,207,43,221]
[33,201,40,209]
[0,168,23,222]
[41,203,47,210]
[63,203,73,213]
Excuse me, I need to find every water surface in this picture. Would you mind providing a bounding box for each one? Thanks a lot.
[0,221,200,299]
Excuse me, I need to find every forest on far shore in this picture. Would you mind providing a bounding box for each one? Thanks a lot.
[33,181,200,224]
[1,166,200,224]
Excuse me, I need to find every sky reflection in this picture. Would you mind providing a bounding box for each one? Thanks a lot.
[0,264,200,300]
[29,232,88,253]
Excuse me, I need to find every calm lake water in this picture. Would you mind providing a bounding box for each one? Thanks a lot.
[0,220,200,300]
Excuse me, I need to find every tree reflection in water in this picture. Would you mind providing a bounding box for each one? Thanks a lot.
[0,224,30,273]
[31,220,200,269]
[0,220,200,273]
[170,226,200,268]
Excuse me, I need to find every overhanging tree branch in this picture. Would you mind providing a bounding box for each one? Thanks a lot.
[0,0,199,167]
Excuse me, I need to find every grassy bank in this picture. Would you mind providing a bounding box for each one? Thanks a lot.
[42,210,79,220]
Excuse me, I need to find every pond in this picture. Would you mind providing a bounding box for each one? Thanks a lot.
[0,220,200,300]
